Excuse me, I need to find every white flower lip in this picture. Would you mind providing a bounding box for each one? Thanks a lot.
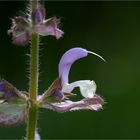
[62,80,97,98]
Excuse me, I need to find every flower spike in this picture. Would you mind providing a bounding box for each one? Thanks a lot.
[38,47,105,112]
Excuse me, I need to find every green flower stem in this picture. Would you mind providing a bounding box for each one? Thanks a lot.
[29,33,39,101]
[26,101,38,140]
[26,32,39,140]
[26,1,40,139]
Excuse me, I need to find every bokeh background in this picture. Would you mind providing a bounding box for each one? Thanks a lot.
[0,1,140,139]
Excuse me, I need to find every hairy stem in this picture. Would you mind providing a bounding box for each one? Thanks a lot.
[26,1,39,139]
[26,32,39,140]
[26,101,38,140]
[29,33,39,101]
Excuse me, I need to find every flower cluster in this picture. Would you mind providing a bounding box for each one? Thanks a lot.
[8,4,64,46]
[0,3,105,127]
[0,47,104,126]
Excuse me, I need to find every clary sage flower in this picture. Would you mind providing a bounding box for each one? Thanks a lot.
[0,47,105,126]
[38,47,105,112]
[8,4,64,46]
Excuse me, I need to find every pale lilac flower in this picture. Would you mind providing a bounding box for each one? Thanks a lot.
[38,48,105,112]
[8,4,64,46]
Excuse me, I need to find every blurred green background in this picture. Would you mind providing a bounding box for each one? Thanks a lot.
[0,1,140,139]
